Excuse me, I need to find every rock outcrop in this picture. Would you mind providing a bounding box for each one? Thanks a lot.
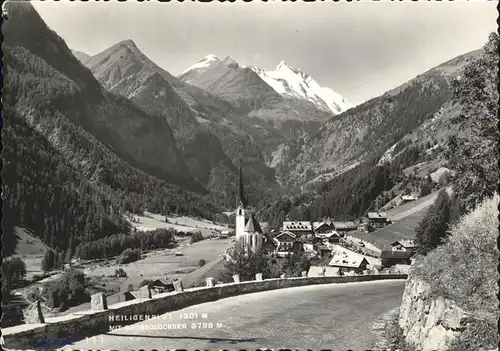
[399,275,472,351]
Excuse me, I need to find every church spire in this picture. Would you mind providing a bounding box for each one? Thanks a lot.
[237,163,247,208]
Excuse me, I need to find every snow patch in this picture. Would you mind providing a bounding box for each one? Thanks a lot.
[181,55,220,74]
[250,61,352,115]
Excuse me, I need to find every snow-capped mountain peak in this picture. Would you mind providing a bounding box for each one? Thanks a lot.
[250,61,352,115]
[181,54,220,74]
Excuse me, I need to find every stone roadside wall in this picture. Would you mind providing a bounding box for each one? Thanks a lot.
[3,274,407,349]
[399,275,472,351]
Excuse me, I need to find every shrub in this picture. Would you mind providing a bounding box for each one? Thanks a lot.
[1,304,24,328]
[115,268,127,277]
[413,194,499,324]
[448,319,498,351]
[198,259,206,267]
[190,231,204,244]
[415,189,451,254]
[26,287,42,302]
[117,248,141,264]
[42,249,63,273]
[139,279,153,288]
[44,269,90,311]
[418,176,433,198]
[2,255,27,289]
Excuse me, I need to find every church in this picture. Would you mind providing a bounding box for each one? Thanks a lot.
[234,166,266,254]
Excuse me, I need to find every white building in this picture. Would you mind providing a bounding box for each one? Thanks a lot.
[234,166,265,254]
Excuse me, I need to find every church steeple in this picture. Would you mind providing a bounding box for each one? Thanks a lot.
[237,164,247,208]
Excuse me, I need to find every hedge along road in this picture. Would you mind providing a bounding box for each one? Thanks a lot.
[63,280,406,350]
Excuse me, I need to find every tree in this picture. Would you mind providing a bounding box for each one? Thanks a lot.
[139,279,154,288]
[117,248,141,264]
[190,231,204,244]
[447,33,499,214]
[2,256,27,290]
[419,176,433,198]
[198,259,207,267]
[222,240,271,282]
[41,249,58,273]
[415,189,452,254]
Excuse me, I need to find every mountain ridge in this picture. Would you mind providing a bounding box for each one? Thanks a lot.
[271,48,483,188]
[3,1,208,194]
[81,39,280,208]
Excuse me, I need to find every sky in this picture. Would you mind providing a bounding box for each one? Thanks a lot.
[32,1,497,106]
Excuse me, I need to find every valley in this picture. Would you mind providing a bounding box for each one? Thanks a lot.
[2,4,497,350]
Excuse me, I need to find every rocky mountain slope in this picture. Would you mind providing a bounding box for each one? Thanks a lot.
[71,50,91,65]
[82,41,278,207]
[272,49,482,188]
[250,61,352,115]
[84,40,234,186]
[179,56,340,163]
[2,1,221,256]
[2,2,205,194]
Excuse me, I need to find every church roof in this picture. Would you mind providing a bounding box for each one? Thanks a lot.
[245,214,263,233]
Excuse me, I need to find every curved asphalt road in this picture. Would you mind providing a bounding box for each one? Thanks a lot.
[63,280,405,350]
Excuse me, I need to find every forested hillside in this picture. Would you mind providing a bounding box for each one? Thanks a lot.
[2,107,129,256]
[272,49,481,188]
[2,2,220,257]
[3,1,204,194]
[446,33,498,213]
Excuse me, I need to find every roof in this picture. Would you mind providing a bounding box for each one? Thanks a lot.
[313,222,332,229]
[324,232,340,238]
[390,239,416,248]
[401,195,418,201]
[328,256,368,269]
[367,212,387,219]
[151,279,168,287]
[332,222,357,230]
[274,231,297,241]
[381,250,415,259]
[315,244,330,250]
[123,291,136,298]
[282,221,312,231]
[245,214,263,233]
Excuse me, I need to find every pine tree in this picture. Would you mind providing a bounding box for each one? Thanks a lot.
[415,189,451,254]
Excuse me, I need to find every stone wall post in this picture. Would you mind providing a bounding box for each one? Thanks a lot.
[301,271,307,277]
[255,273,263,281]
[232,274,240,283]
[23,300,45,324]
[91,292,108,311]
[206,277,215,288]
[173,280,184,292]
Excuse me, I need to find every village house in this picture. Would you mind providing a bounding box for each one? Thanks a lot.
[123,291,136,301]
[312,221,333,234]
[273,231,301,257]
[390,240,417,253]
[282,221,314,238]
[380,239,418,267]
[380,250,414,267]
[328,255,369,274]
[401,195,418,204]
[315,244,331,258]
[322,232,340,243]
[148,279,175,294]
[332,221,358,234]
[366,212,391,230]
